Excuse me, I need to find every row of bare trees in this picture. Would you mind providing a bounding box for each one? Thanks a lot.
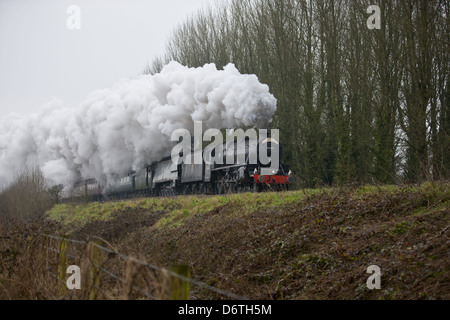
[146,0,449,187]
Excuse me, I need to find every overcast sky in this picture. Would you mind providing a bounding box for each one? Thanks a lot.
[0,0,218,116]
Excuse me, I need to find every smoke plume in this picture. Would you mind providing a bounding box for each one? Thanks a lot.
[0,62,277,187]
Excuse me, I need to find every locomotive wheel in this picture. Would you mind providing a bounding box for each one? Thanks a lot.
[215,180,225,195]
[198,184,206,195]
[225,182,234,194]
[215,182,222,195]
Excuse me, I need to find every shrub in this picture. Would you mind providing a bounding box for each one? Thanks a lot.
[0,167,54,221]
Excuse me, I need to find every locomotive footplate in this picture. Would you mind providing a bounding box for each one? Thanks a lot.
[254,174,294,185]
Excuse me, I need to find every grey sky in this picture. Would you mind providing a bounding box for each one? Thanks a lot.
[0,0,217,116]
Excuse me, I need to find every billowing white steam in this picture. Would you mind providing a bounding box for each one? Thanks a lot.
[0,62,277,187]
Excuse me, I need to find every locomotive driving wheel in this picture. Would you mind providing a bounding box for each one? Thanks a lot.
[215,177,226,195]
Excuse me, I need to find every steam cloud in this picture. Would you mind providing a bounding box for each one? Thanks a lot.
[0,62,277,187]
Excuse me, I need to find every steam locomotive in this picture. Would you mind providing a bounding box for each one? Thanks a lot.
[68,135,293,201]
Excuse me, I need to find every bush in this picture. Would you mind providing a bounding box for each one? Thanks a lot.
[0,167,54,221]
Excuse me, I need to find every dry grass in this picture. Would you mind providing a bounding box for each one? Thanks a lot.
[0,167,54,222]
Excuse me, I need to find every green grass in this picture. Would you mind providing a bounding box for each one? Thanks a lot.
[46,182,449,231]
[46,189,322,230]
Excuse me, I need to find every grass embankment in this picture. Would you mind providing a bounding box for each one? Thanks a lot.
[44,182,449,300]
